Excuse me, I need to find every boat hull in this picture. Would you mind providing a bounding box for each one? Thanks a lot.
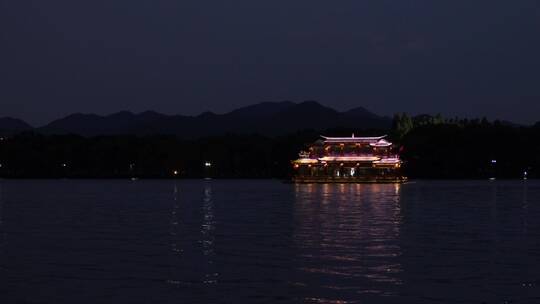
[292,176,408,184]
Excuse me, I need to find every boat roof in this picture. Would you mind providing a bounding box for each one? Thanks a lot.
[321,135,387,143]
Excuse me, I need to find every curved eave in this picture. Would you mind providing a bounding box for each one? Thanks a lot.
[369,143,392,147]
[292,159,319,164]
[321,135,387,143]
[373,158,402,166]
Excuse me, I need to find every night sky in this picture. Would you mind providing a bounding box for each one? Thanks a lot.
[2,0,540,126]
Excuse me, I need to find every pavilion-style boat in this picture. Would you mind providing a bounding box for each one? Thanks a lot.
[292,134,407,183]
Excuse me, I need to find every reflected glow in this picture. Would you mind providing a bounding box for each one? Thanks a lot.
[0,182,5,271]
[168,182,218,286]
[167,183,218,287]
[170,183,180,249]
[522,182,529,233]
[293,183,403,300]
[0,182,3,227]
[201,183,217,284]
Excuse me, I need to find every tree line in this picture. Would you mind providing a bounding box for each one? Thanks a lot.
[395,113,539,178]
[0,114,539,179]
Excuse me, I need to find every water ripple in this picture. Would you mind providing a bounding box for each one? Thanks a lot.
[0,180,540,303]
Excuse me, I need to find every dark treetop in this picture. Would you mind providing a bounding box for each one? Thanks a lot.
[1,114,539,179]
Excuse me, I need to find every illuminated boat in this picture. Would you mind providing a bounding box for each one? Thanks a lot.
[291,134,407,183]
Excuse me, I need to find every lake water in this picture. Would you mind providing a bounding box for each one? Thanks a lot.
[1,180,539,303]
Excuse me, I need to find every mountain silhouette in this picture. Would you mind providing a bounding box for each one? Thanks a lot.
[0,117,33,135]
[5,101,392,137]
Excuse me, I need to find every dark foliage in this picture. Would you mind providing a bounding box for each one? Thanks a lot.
[0,131,315,178]
[0,116,538,179]
[401,122,540,179]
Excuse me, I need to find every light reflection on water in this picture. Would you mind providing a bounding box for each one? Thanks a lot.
[293,183,403,303]
[201,182,218,284]
[1,180,540,303]
[0,183,4,271]
[168,181,218,288]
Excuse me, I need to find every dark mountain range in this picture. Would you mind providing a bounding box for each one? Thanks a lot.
[3,101,391,138]
[0,117,33,135]
[40,110,170,136]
